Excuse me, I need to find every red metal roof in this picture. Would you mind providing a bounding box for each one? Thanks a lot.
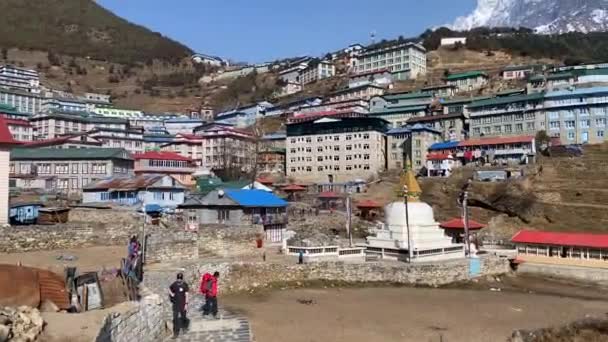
[282,184,306,191]
[511,230,608,249]
[356,199,382,208]
[133,151,192,161]
[459,135,534,147]
[318,191,342,199]
[439,218,485,230]
[0,117,20,145]
[427,153,453,161]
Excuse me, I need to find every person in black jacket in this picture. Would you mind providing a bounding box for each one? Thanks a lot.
[169,273,189,339]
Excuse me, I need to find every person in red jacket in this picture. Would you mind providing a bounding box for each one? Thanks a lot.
[202,271,219,318]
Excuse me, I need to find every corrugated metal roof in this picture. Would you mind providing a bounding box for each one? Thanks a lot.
[439,218,485,230]
[11,147,131,160]
[512,230,608,249]
[459,135,534,147]
[225,189,287,207]
[84,174,185,190]
[429,141,459,150]
[468,92,544,109]
[545,86,608,98]
[445,71,488,81]
[0,117,20,145]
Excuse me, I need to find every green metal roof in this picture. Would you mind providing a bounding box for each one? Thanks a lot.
[0,104,30,117]
[468,92,545,109]
[31,112,128,124]
[10,148,132,161]
[496,89,526,96]
[546,72,574,81]
[573,68,608,77]
[441,96,492,105]
[369,105,427,115]
[383,92,432,101]
[445,71,488,81]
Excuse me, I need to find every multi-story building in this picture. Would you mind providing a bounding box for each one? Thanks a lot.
[264,96,323,117]
[428,135,536,166]
[0,65,40,92]
[327,84,385,103]
[445,71,489,92]
[348,69,394,89]
[88,127,145,155]
[545,87,608,145]
[386,124,441,172]
[133,151,196,186]
[194,123,255,172]
[160,133,204,165]
[144,132,176,152]
[300,60,335,85]
[468,93,545,138]
[370,92,433,111]
[5,118,33,141]
[9,148,134,193]
[286,116,388,183]
[92,106,144,119]
[214,102,273,128]
[355,42,427,80]
[407,112,467,141]
[421,84,457,97]
[501,65,537,80]
[257,148,286,174]
[30,112,129,140]
[164,117,205,135]
[22,133,103,149]
[43,92,88,113]
[0,88,43,114]
[369,105,427,129]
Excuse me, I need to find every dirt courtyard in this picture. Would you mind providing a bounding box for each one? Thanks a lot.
[0,245,125,274]
[224,283,608,342]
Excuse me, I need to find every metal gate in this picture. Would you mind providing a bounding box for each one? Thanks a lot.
[264,224,283,243]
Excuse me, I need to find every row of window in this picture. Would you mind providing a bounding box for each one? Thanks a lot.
[290,133,370,144]
[12,162,108,175]
[289,143,371,154]
[290,164,371,173]
[148,159,190,168]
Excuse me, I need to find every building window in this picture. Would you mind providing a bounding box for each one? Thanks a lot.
[598,130,605,138]
[333,135,340,141]
[71,163,79,174]
[218,210,230,221]
[549,121,560,130]
[346,135,352,140]
[57,179,69,189]
[55,164,69,174]
[567,131,575,140]
[70,178,79,189]
[92,163,107,174]
[526,122,535,131]
[346,145,352,151]
[515,124,523,132]
[580,120,590,128]
[317,156,323,162]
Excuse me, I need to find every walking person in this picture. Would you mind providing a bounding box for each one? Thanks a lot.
[169,273,190,339]
[202,271,220,319]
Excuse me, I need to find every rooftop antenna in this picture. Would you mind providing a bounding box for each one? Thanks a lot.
[370,30,377,44]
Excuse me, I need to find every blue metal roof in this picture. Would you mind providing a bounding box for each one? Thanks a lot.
[225,189,287,208]
[429,141,459,150]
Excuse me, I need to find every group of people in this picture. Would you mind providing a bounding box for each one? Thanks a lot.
[168,271,221,339]
[124,236,142,283]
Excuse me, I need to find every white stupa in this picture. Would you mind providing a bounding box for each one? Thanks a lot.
[365,167,465,262]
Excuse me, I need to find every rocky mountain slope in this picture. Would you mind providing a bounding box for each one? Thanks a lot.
[453,0,608,34]
[0,0,192,64]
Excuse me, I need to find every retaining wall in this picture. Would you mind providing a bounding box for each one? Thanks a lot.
[146,230,199,264]
[517,262,608,284]
[95,291,166,342]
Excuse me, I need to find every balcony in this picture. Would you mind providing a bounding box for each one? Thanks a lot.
[134,165,196,174]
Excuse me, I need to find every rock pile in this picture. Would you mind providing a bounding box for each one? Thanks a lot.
[0,306,44,342]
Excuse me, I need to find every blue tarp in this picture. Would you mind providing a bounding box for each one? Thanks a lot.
[144,204,162,213]
[225,189,288,208]
[429,141,459,150]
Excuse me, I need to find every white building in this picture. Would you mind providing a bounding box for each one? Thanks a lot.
[0,88,43,114]
[286,115,388,183]
[191,53,226,67]
[300,60,335,85]
[355,42,427,80]
[348,69,394,88]
[440,37,467,46]
[0,118,20,224]
[0,65,40,93]
[445,71,489,92]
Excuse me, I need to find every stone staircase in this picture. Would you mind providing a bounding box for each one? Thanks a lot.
[166,294,252,342]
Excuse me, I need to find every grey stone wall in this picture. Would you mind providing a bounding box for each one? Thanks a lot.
[517,262,608,284]
[0,223,139,253]
[145,230,199,264]
[96,291,166,342]
[198,225,261,258]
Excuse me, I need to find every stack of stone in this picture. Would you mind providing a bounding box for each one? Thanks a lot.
[0,306,44,342]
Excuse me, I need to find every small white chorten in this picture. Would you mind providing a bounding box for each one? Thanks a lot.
[365,166,465,262]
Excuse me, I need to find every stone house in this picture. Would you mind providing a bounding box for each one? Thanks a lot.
[180,189,288,242]
[82,174,186,208]
[9,148,134,194]
[445,71,489,92]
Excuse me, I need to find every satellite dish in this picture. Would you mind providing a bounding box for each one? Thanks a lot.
[218,189,225,198]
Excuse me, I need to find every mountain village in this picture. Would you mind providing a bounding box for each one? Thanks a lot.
[1,2,608,342]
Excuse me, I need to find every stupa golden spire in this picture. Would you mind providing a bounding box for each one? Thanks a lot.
[397,159,421,201]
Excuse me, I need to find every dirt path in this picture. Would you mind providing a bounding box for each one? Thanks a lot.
[224,283,608,342]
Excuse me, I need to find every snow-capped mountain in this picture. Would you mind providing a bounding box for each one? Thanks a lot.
[451,0,608,34]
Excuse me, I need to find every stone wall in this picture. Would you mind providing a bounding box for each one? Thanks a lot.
[0,223,139,253]
[145,230,199,264]
[198,225,261,258]
[517,262,608,284]
[144,256,511,297]
[96,291,166,342]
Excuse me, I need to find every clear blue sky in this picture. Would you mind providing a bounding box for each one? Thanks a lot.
[98,0,475,63]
